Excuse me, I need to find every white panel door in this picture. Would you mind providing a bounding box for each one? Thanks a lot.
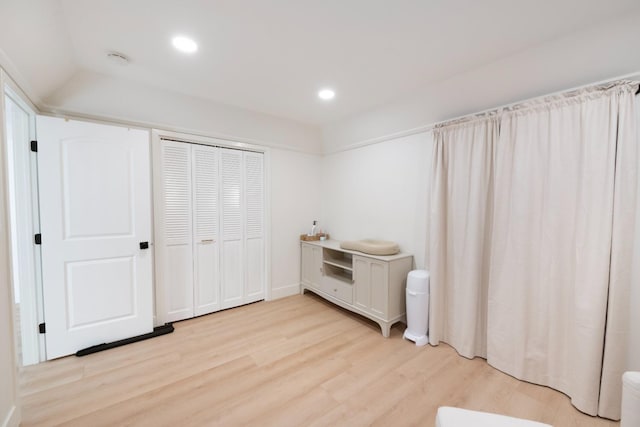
[244,152,264,302]
[157,141,194,322]
[37,117,153,359]
[192,145,220,316]
[220,148,244,308]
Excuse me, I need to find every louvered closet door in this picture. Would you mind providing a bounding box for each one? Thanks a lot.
[159,141,194,322]
[244,152,265,302]
[192,145,221,316]
[220,149,244,309]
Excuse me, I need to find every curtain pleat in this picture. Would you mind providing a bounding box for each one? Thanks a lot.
[429,81,638,420]
[429,115,498,359]
[598,88,638,419]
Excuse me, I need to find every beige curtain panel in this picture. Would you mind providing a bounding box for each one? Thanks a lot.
[429,114,498,359]
[429,81,639,420]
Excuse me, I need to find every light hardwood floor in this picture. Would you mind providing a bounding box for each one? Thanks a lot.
[20,293,619,427]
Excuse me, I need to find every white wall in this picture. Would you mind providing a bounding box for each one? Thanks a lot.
[321,132,433,269]
[0,1,76,104]
[0,71,20,427]
[322,10,640,152]
[31,69,326,304]
[44,70,322,154]
[629,96,640,371]
[320,92,640,378]
[270,148,322,298]
[40,70,325,303]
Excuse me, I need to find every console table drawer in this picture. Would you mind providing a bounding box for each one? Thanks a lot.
[322,275,353,304]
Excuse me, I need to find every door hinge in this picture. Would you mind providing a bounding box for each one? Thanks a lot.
[31,140,38,152]
[34,233,42,245]
[38,323,46,334]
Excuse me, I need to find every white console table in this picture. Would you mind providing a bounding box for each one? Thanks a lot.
[300,239,413,337]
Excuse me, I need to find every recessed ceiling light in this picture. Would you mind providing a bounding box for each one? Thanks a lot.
[172,36,198,53]
[318,89,335,100]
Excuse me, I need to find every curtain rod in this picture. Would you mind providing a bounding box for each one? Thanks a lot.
[435,76,640,129]
[328,71,640,154]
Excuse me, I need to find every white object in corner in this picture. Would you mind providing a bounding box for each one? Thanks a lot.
[435,407,551,427]
[621,372,640,427]
[403,269,429,346]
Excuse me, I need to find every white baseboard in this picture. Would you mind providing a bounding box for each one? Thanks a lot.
[270,283,301,300]
[2,405,20,427]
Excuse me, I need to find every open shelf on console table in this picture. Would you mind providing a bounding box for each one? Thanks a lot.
[323,258,353,271]
[300,239,413,337]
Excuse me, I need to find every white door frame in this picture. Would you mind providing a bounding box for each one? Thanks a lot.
[3,82,44,365]
[151,129,271,326]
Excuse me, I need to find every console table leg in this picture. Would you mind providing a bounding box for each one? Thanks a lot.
[381,322,391,338]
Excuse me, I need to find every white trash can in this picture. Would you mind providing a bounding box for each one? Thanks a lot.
[621,372,640,427]
[403,269,429,346]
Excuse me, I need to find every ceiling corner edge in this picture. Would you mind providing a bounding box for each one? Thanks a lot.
[0,48,46,113]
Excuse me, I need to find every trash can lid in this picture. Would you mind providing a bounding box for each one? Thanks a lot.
[407,270,429,293]
[408,269,429,279]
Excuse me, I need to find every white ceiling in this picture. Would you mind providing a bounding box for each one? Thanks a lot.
[4,0,640,125]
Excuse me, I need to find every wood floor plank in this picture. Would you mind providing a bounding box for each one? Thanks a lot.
[20,293,620,427]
